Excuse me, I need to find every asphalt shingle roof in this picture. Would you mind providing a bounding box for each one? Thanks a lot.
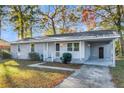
[47,30,117,37]
[11,30,119,44]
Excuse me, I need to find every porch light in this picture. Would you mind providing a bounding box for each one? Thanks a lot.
[88,44,90,47]
[60,43,65,47]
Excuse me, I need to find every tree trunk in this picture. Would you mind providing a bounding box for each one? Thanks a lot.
[118,31,124,56]
[51,18,56,35]
[0,20,1,39]
[20,19,24,39]
[18,6,24,39]
[117,5,124,56]
[30,26,33,38]
[20,28,24,39]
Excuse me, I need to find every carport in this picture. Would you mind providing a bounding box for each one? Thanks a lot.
[84,39,115,67]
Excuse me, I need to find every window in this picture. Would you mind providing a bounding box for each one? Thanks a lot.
[31,43,35,52]
[67,43,79,51]
[56,43,60,57]
[67,43,72,51]
[18,45,20,52]
[56,43,60,51]
[74,43,79,51]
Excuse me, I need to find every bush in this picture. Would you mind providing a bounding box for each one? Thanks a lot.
[29,52,40,61]
[60,53,72,64]
[0,51,11,59]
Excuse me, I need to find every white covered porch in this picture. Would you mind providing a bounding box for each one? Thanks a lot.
[83,39,115,67]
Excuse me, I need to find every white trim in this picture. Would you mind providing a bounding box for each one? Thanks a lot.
[83,41,85,59]
[43,43,46,61]
[112,40,115,66]
[47,42,48,58]
[79,41,82,60]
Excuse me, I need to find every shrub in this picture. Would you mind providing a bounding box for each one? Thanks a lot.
[0,51,11,59]
[29,52,40,61]
[60,53,72,64]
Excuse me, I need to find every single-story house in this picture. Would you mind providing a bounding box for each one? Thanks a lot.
[10,30,120,67]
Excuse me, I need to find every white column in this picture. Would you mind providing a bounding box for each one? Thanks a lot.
[51,43,54,62]
[51,53,53,62]
[47,42,48,59]
[112,40,115,67]
[43,43,46,61]
[80,41,82,61]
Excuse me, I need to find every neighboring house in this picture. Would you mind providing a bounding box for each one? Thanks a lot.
[0,39,10,52]
[11,30,120,67]
[0,39,10,60]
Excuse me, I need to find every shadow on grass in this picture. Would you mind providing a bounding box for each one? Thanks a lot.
[0,59,73,88]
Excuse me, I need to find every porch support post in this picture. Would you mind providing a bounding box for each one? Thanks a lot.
[51,43,54,62]
[47,42,48,59]
[43,43,45,61]
[112,40,115,67]
[79,41,82,61]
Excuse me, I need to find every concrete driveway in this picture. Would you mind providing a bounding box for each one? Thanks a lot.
[56,65,115,88]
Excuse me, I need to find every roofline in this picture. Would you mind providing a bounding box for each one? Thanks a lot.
[47,30,117,37]
[11,35,120,44]
[0,39,10,43]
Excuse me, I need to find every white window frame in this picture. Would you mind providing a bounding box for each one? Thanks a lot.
[67,42,79,52]
[67,43,73,51]
[74,43,79,51]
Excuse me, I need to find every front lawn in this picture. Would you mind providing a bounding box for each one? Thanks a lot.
[110,59,124,88]
[42,62,82,69]
[0,59,72,88]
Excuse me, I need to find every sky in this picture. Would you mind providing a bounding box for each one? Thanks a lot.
[1,25,18,42]
[1,5,87,42]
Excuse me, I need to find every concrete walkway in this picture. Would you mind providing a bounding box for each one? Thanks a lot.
[28,63,77,71]
[56,65,115,88]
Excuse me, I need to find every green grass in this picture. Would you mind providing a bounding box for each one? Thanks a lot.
[0,59,72,88]
[110,59,124,88]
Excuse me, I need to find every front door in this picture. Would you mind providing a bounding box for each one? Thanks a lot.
[99,47,104,59]
[56,43,60,58]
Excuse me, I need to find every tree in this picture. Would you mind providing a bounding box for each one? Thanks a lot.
[38,6,63,35]
[39,5,79,35]
[0,6,6,39]
[9,5,38,39]
[59,6,79,34]
[82,8,96,31]
[94,5,124,56]
[25,6,39,38]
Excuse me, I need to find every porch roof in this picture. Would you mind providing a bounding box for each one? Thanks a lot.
[11,30,120,44]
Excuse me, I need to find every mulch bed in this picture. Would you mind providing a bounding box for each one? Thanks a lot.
[42,62,82,69]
